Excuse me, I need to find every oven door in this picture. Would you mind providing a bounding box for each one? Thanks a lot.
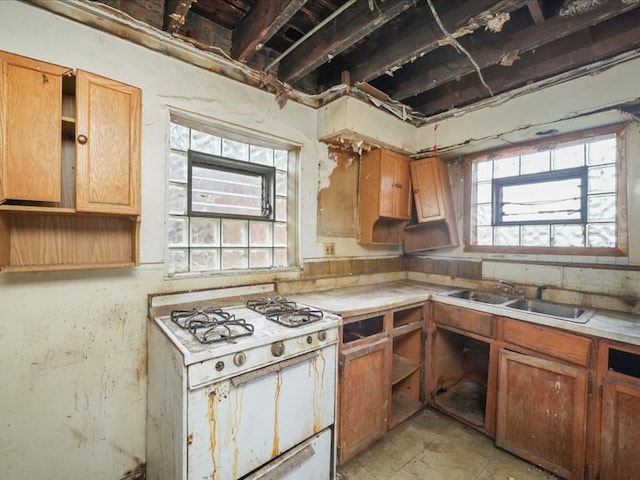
[243,427,332,480]
[187,344,337,480]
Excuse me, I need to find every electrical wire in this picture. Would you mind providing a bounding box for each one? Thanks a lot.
[425,0,494,96]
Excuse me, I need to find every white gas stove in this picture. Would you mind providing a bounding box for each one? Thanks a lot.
[147,285,341,480]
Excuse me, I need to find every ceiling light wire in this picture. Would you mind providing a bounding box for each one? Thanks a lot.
[425,0,494,96]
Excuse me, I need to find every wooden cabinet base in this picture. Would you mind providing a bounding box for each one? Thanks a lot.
[496,349,588,479]
[0,211,139,271]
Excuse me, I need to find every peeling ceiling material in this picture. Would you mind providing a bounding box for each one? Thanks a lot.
[31,0,640,123]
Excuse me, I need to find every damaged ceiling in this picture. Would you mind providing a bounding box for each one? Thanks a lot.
[39,0,640,123]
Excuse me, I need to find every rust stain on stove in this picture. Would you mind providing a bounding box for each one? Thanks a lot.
[208,389,218,477]
[271,371,282,458]
[231,382,245,479]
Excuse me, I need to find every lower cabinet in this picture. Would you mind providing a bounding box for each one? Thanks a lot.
[595,341,640,479]
[338,336,390,465]
[337,303,425,465]
[495,349,589,479]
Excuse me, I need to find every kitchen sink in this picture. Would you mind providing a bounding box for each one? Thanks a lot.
[444,290,513,305]
[440,290,594,323]
[503,298,594,323]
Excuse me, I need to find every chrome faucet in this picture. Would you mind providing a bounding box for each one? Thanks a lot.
[535,285,548,300]
[496,280,516,295]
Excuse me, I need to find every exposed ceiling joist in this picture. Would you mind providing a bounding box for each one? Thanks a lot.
[232,0,307,61]
[278,0,418,83]
[347,0,527,85]
[413,10,640,115]
[59,0,640,124]
[163,0,194,33]
[527,0,545,24]
[393,0,640,101]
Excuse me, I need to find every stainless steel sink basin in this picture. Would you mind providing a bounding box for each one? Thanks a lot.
[444,290,513,305]
[504,298,594,323]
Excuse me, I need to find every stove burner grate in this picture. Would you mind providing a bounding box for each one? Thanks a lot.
[266,306,324,328]
[246,296,297,315]
[170,307,254,344]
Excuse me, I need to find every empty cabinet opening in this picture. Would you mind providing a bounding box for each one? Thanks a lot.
[393,305,422,328]
[391,329,422,428]
[433,328,489,428]
[608,348,640,379]
[342,316,384,343]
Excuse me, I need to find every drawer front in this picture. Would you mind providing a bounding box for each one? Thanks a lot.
[433,303,493,337]
[501,318,592,367]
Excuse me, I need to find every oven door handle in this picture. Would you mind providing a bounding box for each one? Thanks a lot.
[231,350,319,387]
[247,443,315,480]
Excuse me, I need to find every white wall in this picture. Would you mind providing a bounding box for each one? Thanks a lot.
[0,2,325,478]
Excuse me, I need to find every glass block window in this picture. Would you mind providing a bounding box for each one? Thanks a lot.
[467,130,624,253]
[167,119,293,275]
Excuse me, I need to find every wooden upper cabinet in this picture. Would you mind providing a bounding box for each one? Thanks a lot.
[75,70,141,215]
[0,51,71,203]
[410,156,448,222]
[361,148,411,220]
[403,156,459,252]
[358,148,411,245]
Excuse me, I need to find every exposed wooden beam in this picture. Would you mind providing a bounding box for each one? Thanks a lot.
[163,0,194,33]
[348,0,527,84]
[412,12,640,116]
[527,0,545,24]
[392,0,639,100]
[278,0,418,84]
[232,0,307,61]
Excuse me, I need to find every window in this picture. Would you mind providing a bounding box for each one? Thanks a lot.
[167,117,296,274]
[465,128,626,254]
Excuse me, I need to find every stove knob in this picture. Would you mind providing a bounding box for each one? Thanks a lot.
[215,361,225,372]
[271,341,285,357]
[318,330,327,342]
[233,352,246,367]
[306,336,313,344]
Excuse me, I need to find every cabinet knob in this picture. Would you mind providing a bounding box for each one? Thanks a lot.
[413,189,419,194]
[394,183,402,189]
[77,134,88,145]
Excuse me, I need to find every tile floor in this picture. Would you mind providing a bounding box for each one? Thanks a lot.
[337,408,560,480]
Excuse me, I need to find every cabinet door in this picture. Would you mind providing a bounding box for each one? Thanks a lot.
[600,378,640,479]
[0,51,70,203]
[410,157,448,223]
[496,349,588,479]
[75,70,140,214]
[378,150,411,219]
[338,337,390,465]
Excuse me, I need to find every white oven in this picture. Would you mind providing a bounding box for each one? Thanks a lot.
[146,286,340,480]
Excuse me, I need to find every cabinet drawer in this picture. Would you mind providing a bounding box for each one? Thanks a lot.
[433,303,493,337]
[501,319,592,367]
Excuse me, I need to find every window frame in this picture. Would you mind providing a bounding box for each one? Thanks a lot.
[492,166,588,226]
[188,150,276,221]
[166,112,300,276]
[463,124,628,256]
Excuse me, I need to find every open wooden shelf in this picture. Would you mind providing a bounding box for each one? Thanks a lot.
[0,212,139,272]
[392,353,420,385]
[390,392,422,429]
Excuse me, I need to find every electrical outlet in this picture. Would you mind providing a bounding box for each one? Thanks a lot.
[324,243,335,256]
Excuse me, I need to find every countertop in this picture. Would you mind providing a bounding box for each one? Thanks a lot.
[289,280,640,347]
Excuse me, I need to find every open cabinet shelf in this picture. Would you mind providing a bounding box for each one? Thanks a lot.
[0,211,139,272]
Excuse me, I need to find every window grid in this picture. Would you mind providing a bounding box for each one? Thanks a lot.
[167,121,289,274]
[471,134,617,249]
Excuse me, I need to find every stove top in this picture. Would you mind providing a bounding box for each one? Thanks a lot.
[150,288,341,367]
[170,307,254,344]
